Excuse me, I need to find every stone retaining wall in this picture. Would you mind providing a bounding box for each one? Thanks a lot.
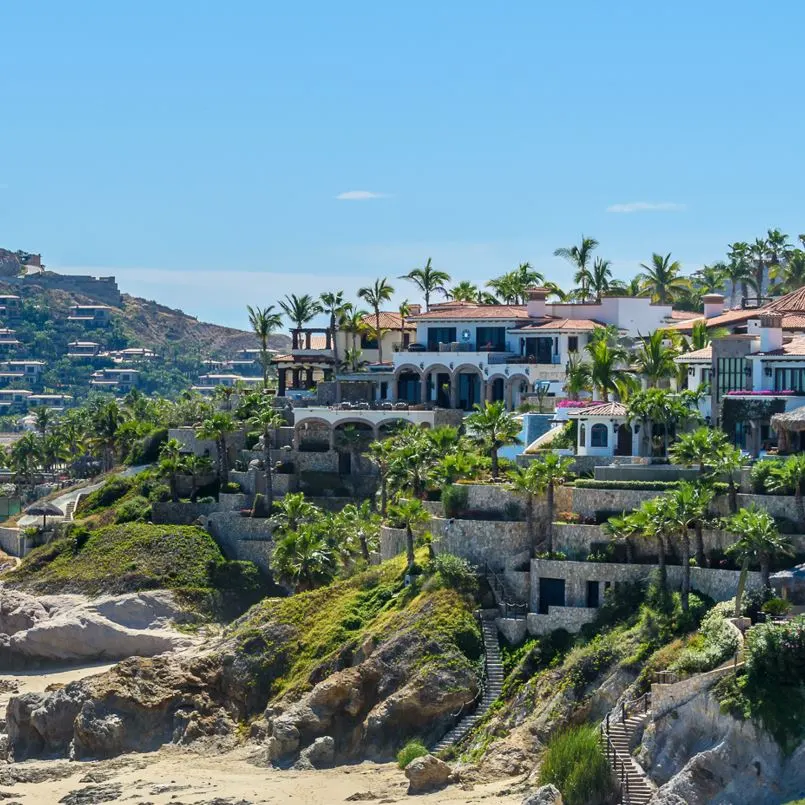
[0,526,20,556]
[430,516,531,570]
[380,526,408,561]
[204,512,274,574]
[527,606,598,635]
[152,501,219,526]
[218,492,249,512]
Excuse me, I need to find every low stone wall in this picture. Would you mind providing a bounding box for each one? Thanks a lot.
[152,501,219,526]
[204,512,274,574]
[451,483,528,518]
[553,524,604,558]
[527,606,598,635]
[530,558,762,613]
[558,486,667,518]
[503,570,531,603]
[496,618,528,644]
[716,493,804,524]
[594,465,701,483]
[0,526,20,556]
[431,516,531,571]
[380,525,408,561]
[218,492,249,512]
[651,659,741,720]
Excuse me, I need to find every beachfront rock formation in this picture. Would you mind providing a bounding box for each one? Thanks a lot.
[0,588,197,668]
[404,754,452,794]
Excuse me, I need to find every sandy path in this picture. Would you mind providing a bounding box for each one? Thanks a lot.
[0,664,525,805]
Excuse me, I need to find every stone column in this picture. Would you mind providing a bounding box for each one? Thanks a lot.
[450,376,459,409]
[420,374,429,404]
[335,380,342,403]
[504,379,514,410]
[305,368,314,388]
[278,368,287,396]
[292,369,301,389]
[485,380,494,402]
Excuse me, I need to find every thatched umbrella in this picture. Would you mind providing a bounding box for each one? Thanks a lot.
[770,406,805,453]
[24,501,64,529]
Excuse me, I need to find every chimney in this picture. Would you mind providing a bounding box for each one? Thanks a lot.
[406,303,421,316]
[759,312,783,352]
[526,287,548,319]
[702,293,726,319]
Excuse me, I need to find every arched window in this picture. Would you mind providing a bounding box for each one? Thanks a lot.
[591,423,608,447]
[578,422,586,447]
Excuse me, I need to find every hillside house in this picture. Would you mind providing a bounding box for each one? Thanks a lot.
[0,389,33,408]
[90,367,139,391]
[27,393,73,409]
[67,341,102,357]
[0,329,21,351]
[68,305,113,326]
[0,296,22,319]
[3,360,45,380]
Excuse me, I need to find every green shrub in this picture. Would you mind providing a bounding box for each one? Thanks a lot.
[396,739,428,769]
[114,495,152,524]
[221,482,242,494]
[750,459,787,494]
[441,484,468,517]
[197,496,216,504]
[671,606,740,676]
[502,501,522,521]
[538,724,614,805]
[572,479,679,491]
[427,553,478,595]
[127,428,168,465]
[762,598,793,617]
[78,476,134,514]
[148,483,172,504]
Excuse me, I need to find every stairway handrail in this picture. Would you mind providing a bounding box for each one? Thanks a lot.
[600,722,633,805]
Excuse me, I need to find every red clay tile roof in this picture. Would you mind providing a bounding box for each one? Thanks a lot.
[752,338,805,357]
[764,286,805,313]
[666,308,757,332]
[567,402,628,417]
[408,303,531,321]
[516,318,603,331]
[668,309,701,320]
[782,314,805,330]
[361,312,415,330]
[676,346,712,361]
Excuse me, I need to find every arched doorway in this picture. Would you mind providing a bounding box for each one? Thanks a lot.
[395,370,421,403]
[615,424,632,456]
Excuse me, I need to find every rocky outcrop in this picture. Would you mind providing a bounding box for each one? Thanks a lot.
[0,588,198,669]
[522,786,563,805]
[641,689,805,805]
[404,754,452,794]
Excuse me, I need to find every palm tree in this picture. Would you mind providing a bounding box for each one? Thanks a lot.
[766,228,791,270]
[339,304,370,354]
[88,400,126,471]
[319,291,347,368]
[272,524,337,591]
[249,403,286,513]
[388,498,429,570]
[10,432,42,497]
[279,294,322,349]
[749,237,769,296]
[509,463,541,555]
[634,330,678,387]
[368,438,396,516]
[486,273,522,304]
[527,453,574,555]
[564,354,591,400]
[602,514,641,563]
[32,406,54,437]
[607,276,645,297]
[694,263,727,294]
[400,258,450,311]
[767,454,805,525]
[590,257,613,300]
[158,438,185,502]
[725,243,756,306]
[196,412,235,484]
[554,236,599,300]
[183,453,213,500]
[247,304,283,388]
[672,481,714,605]
[770,249,805,294]
[726,506,793,614]
[334,501,378,563]
[40,433,70,474]
[586,338,627,402]
[358,278,395,364]
[688,320,728,351]
[710,443,744,515]
[465,401,522,479]
[449,280,481,302]
[270,492,320,535]
[335,424,371,475]
[638,497,672,593]
[638,253,688,304]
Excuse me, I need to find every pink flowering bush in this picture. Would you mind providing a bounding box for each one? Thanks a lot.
[556,400,594,409]
[725,389,796,396]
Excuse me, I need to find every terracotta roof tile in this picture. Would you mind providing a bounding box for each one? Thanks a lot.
[566,402,628,417]
[666,308,756,331]
[676,346,712,361]
[360,311,415,330]
[752,338,805,357]
[409,303,531,321]
[516,318,603,332]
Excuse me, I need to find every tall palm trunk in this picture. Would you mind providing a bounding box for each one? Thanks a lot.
[359,531,370,563]
[380,477,388,516]
[657,536,667,591]
[490,447,499,480]
[330,312,340,368]
[405,525,415,569]
[263,430,274,512]
[735,557,749,618]
[681,532,691,612]
[526,493,535,556]
[218,435,229,483]
[695,520,705,567]
[375,310,383,364]
[546,484,555,555]
[728,478,738,515]
[261,335,269,388]
[760,554,771,588]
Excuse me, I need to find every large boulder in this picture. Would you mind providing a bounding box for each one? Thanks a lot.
[404,754,452,794]
[296,736,335,769]
[0,590,198,668]
[523,785,563,805]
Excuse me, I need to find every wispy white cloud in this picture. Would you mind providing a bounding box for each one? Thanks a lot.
[335,190,390,201]
[606,201,686,214]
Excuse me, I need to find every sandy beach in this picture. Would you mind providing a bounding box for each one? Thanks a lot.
[0,664,524,805]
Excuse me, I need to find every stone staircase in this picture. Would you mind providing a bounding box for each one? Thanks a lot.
[432,615,504,754]
[63,500,76,521]
[601,697,655,805]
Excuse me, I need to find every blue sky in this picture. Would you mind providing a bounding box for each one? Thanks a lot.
[2,1,804,330]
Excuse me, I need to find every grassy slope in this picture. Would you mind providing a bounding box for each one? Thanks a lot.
[227,551,481,702]
[8,523,226,596]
